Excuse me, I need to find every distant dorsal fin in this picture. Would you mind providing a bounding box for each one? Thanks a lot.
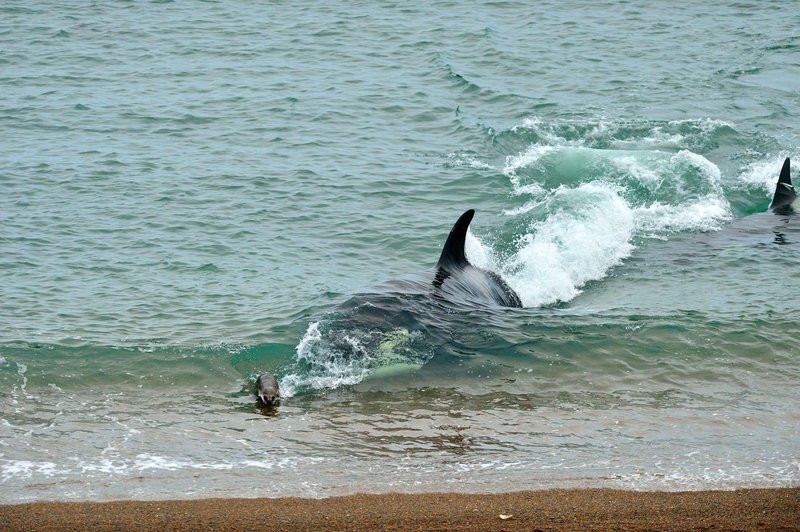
[770,157,796,210]
[436,209,474,269]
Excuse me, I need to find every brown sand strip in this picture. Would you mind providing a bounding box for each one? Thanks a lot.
[1,487,798,531]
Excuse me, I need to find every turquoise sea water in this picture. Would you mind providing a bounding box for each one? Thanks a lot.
[1,1,799,502]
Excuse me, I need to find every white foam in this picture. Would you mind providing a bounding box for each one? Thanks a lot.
[502,196,547,216]
[1,459,64,481]
[0,454,333,490]
[504,139,729,234]
[512,117,734,154]
[280,321,373,397]
[280,367,369,399]
[738,155,793,197]
[284,316,438,395]
[610,132,685,150]
[446,152,494,170]
[294,321,322,359]
[242,459,276,470]
[672,150,723,190]
[512,117,587,147]
[17,362,27,384]
[504,145,556,184]
[130,454,235,472]
[669,117,735,132]
[133,454,185,471]
[634,196,731,235]
[79,459,128,475]
[505,182,635,307]
[464,229,493,270]
[611,155,664,189]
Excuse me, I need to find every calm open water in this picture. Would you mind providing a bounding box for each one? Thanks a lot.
[1,1,799,502]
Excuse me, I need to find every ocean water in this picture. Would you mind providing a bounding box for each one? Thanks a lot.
[1,1,799,502]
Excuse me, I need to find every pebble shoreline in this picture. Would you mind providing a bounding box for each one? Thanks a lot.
[1,487,798,531]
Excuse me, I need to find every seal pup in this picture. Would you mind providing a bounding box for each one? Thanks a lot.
[256,373,280,406]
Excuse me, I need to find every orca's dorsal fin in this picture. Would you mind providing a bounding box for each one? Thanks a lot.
[436,209,474,270]
[770,157,796,210]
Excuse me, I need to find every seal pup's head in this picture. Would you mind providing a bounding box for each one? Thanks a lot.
[256,373,280,406]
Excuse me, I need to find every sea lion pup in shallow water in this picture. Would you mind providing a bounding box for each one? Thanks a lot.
[256,373,280,406]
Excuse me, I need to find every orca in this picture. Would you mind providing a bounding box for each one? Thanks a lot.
[276,210,523,393]
[433,209,521,307]
[569,157,798,315]
[769,157,796,213]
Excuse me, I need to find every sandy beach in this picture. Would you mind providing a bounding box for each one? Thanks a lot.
[1,487,798,531]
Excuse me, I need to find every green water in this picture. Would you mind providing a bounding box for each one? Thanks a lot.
[1,1,798,502]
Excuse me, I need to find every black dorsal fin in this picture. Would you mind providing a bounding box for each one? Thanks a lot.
[770,157,796,210]
[436,209,474,269]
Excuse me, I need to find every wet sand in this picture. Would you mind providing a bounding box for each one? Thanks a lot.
[1,487,798,531]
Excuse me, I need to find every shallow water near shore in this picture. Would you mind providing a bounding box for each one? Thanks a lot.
[1,1,799,502]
